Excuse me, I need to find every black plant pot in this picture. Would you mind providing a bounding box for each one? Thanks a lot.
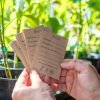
[85,58,100,74]
[55,91,76,100]
[0,78,16,100]
[0,68,23,100]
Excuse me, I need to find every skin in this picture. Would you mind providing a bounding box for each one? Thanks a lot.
[12,69,56,100]
[44,59,100,100]
[12,59,100,100]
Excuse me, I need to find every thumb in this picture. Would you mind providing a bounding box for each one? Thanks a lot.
[30,70,43,88]
[61,59,83,73]
[61,59,75,70]
[61,59,92,74]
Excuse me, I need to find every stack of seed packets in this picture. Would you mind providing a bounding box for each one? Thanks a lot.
[11,26,68,79]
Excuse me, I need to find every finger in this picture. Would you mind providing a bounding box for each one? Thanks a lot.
[39,74,45,81]
[26,74,31,86]
[66,70,74,94]
[44,76,51,84]
[58,84,67,92]
[61,69,67,77]
[15,69,29,88]
[50,78,58,84]
[59,76,66,84]
[50,83,67,92]
[61,60,75,70]
[30,70,43,88]
[61,59,89,73]
[64,59,72,62]
[50,83,59,91]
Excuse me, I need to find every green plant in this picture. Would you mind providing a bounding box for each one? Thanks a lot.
[12,0,25,68]
[0,0,12,78]
[0,0,99,70]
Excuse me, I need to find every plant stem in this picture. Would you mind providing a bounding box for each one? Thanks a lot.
[1,0,5,46]
[4,17,16,30]
[74,0,82,59]
[0,0,12,78]
[1,0,7,67]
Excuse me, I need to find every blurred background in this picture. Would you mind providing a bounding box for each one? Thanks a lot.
[0,0,100,70]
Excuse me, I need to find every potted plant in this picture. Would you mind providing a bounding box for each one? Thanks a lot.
[63,0,100,74]
[0,0,23,100]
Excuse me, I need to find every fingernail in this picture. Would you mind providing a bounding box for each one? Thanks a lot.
[61,62,67,66]
[30,70,36,75]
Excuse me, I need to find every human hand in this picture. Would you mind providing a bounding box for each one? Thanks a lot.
[44,59,100,100]
[12,69,56,100]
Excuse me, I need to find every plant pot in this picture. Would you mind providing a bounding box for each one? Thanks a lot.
[85,58,100,74]
[0,51,24,68]
[0,78,16,100]
[64,51,73,59]
[0,68,23,100]
[55,91,76,100]
[8,61,24,68]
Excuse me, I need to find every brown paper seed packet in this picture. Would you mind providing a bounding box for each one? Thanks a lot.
[23,26,52,67]
[31,31,67,79]
[10,40,28,67]
[11,26,67,79]
[16,33,30,67]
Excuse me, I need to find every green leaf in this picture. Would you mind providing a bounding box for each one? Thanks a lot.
[49,17,60,33]
[64,31,70,38]
[24,15,38,24]
[5,34,15,44]
[24,0,31,4]
[72,0,80,3]
[89,0,100,11]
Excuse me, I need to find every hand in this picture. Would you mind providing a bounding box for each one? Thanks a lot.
[12,69,56,100]
[44,59,100,100]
